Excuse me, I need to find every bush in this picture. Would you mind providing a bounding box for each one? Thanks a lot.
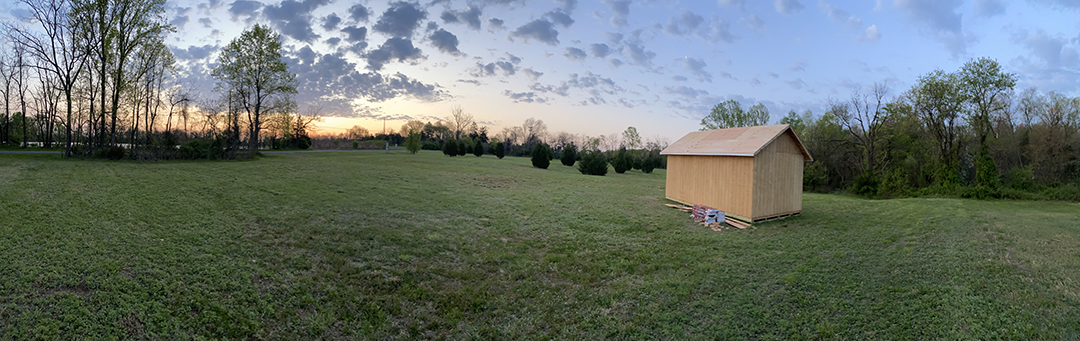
[473,139,483,157]
[422,140,441,150]
[640,155,656,174]
[178,140,207,160]
[531,143,552,169]
[351,140,359,149]
[457,140,467,156]
[405,132,421,154]
[611,147,631,174]
[494,142,505,159]
[560,143,577,166]
[94,146,127,160]
[850,172,879,197]
[443,138,457,156]
[578,151,608,176]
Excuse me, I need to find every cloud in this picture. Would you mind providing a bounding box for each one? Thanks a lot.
[665,85,709,98]
[262,0,333,42]
[373,1,427,38]
[510,19,560,45]
[663,11,704,36]
[529,71,625,105]
[718,0,745,10]
[1012,29,1079,69]
[609,58,624,67]
[679,57,712,82]
[286,51,446,117]
[341,26,368,43]
[1027,0,1080,10]
[322,13,341,31]
[227,0,262,21]
[671,75,688,81]
[564,47,587,61]
[606,0,631,27]
[171,44,220,60]
[429,29,462,55]
[774,0,804,14]
[973,0,1006,17]
[786,78,807,90]
[171,15,190,28]
[457,79,483,86]
[544,9,575,28]
[198,17,213,28]
[470,57,519,77]
[365,37,424,70]
[623,29,656,66]
[523,68,543,80]
[818,0,862,29]
[789,59,807,72]
[859,24,881,43]
[739,14,765,31]
[503,90,547,103]
[557,0,577,14]
[441,6,483,30]
[894,0,972,56]
[348,4,370,22]
[488,18,505,30]
[590,43,611,58]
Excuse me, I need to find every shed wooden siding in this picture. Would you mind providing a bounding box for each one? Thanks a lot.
[664,155,755,221]
[751,132,805,220]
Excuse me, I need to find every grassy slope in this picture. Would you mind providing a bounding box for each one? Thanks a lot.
[0,152,1078,339]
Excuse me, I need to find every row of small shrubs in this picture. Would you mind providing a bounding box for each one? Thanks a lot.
[442,138,488,157]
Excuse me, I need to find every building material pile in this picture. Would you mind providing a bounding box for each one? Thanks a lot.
[665,203,751,230]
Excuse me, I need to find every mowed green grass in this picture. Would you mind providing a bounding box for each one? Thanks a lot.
[1,152,1078,339]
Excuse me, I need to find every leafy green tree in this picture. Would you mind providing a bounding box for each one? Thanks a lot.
[456,139,467,156]
[578,151,608,175]
[443,138,457,156]
[531,142,552,169]
[907,69,965,183]
[473,139,483,157]
[700,100,769,130]
[958,57,1015,187]
[212,24,297,157]
[622,126,641,149]
[560,143,577,166]
[612,146,631,173]
[405,132,421,154]
[494,142,505,159]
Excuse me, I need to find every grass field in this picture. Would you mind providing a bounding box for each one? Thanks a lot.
[1,152,1079,339]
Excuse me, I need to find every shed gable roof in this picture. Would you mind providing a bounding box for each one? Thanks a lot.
[660,124,813,161]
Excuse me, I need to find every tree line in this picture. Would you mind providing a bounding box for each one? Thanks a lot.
[0,0,311,160]
[706,57,1080,201]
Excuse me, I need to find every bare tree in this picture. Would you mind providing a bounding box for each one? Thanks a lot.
[10,0,90,156]
[833,82,890,174]
[446,105,474,139]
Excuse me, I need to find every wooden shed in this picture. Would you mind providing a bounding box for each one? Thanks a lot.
[660,124,813,223]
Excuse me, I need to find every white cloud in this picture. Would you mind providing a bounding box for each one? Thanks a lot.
[774,0,805,14]
[859,25,881,43]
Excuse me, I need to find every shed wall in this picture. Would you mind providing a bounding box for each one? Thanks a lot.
[665,155,755,220]
[751,132,805,220]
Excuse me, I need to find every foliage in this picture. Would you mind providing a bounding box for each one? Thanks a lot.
[442,138,457,156]
[456,140,467,156]
[531,142,552,169]
[611,146,632,174]
[405,132,421,154]
[493,142,505,159]
[578,151,608,175]
[473,139,483,157]
[560,143,577,166]
[700,100,769,130]
[212,24,298,157]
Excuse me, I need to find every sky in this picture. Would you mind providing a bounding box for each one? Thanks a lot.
[4,0,1080,141]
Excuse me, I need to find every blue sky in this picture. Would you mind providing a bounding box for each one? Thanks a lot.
[4,0,1079,140]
